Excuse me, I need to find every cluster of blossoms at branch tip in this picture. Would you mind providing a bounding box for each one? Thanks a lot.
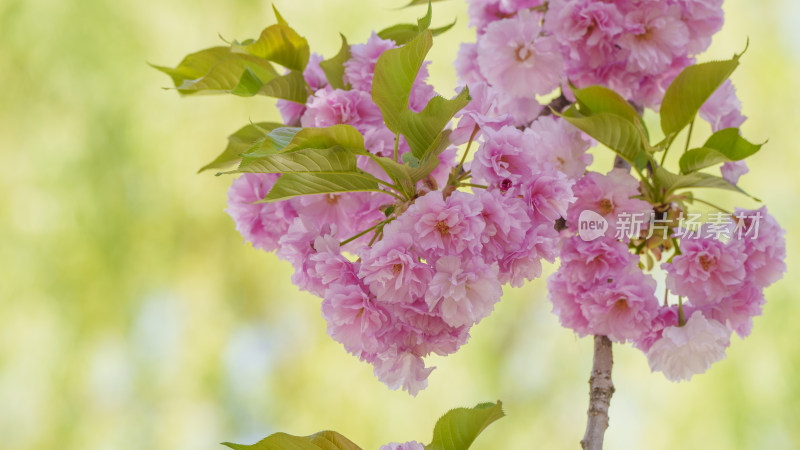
[228,28,589,395]
[225,0,785,393]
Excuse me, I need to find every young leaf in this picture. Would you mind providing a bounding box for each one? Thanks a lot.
[271,5,288,26]
[559,107,650,170]
[282,125,365,153]
[377,20,456,45]
[362,154,416,198]
[417,1,433,31]
[402,0,448,7]
[570,84,640,123]
[259,172,386,202]
[372,30,433,132]
[655,167,758,199]
[425,401,505,450]
[237,127,302,163]
[257,70,309,103]
[237,147,358,173]
[703,127,764,160]
[222,430,361,450]
[200,122,284,172]
[408,130,452,182]
[678,147,731,174]
[660,56,741,136]
[232,24,310,71]
[152,47,278,96]
[319,34,351,90]
[400,88,470,158]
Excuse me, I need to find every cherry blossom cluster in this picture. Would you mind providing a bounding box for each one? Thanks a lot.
[457,0,726,121]
[225,0,785,393]
[227,30,595,394]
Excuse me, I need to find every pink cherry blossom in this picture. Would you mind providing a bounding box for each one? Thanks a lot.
[372,350,434,396]
[566,169,651,234]
[344,32,397,91]
[702,282,764,338]
[477,10,563,98]
[664,237,747,307]
[226,173,297,252]
[520,163,576,223]
[358,227,433,303]
[526,115,593,179]
[720,160,748,185]
[455,42,485,84]
[557,236,639,286]
[426,255,503,328]
[300,87,383,133]
[677,0,725,54]
[699,79,747,131]
[397,190,485,257]
[647,311,731,382]
[580,270,659,342]
[322,283,389,355]
[380,442,425,450]
[451,82,512,145]
[634,305,680,353]
[733,206,787,288]
[546,0,625,68]
[497,222,558,287]
[617,3,689,74]
[471,125,536,187]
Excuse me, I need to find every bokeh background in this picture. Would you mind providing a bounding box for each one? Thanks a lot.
[2,0,799,448]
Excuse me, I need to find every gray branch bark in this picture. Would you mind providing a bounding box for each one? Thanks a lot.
[580,335,615,450]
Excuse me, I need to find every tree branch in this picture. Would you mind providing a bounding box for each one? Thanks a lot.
[580,335,615,450]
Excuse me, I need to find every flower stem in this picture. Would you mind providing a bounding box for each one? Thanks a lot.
[581,335,615,450]
[340,222,383,247]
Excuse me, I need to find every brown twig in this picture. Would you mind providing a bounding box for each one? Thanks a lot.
[580,335,615,450]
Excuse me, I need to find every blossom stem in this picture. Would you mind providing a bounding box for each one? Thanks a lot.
[692,197,731,214]
[581,335,615,450]
[457,124,481,171]
[683,119,695,155]
[340,221,384,246]
[393,132,400,163]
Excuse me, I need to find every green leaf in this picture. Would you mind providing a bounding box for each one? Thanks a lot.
[200,122,284,172]
[372,30,433,132]
[408,130,452,182]
[559,107,650,170]
[152,47,279,96]
[703,127,764,160]
[260,172,385,202]
[222,430,362,450]
[237,147,358,174]
[319,34,351,90]
[237,127,302,163]
[402,0,448,8]
[660,56,741,136]
[257,70,309,103]
[400,88,470,158]
[425,401,505,450]
[570,84,640,123]
[679,147,731,174]
[417,1,433,31]
[362,154,416,198]
[377,20,457,45]
[232,125,370,176]
[233,24,310,71]
[281,125,365,154]
[655,167,758,200]
[272,5,288,26]
[678,128,764,174]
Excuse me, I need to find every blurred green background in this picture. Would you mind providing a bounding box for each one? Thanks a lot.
[1,0,799,448]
